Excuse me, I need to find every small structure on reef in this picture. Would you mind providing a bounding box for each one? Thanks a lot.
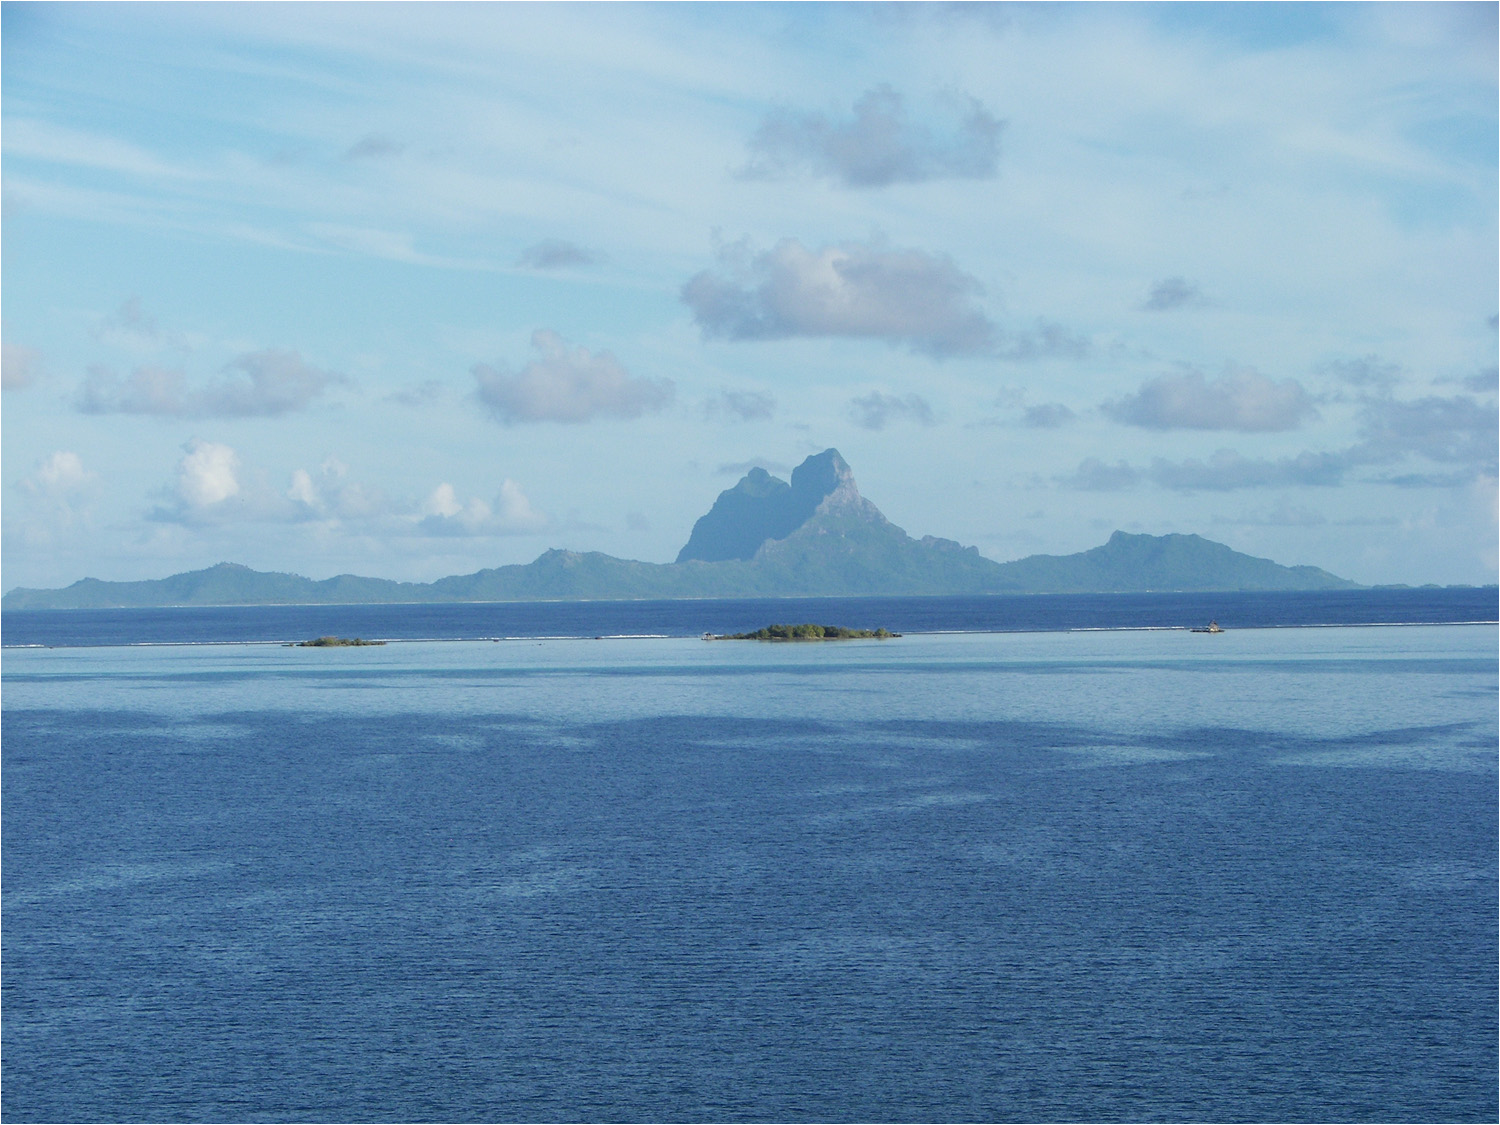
[1190,621,1223,634]
[709,623,899,641]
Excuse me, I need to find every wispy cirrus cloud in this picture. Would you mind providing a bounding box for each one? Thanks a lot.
[738,85,1003,188]
[77,350,346,418]
[1102,366,1317,432]
[472,329,673,424]
[3,117,194,180]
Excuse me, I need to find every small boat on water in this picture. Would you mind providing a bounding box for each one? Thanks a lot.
[1191,620,1223,633]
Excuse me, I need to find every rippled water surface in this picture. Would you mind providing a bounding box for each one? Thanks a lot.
[4,626,1496,1122]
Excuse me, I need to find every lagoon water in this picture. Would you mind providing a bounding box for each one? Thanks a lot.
[3,598,1497,1121]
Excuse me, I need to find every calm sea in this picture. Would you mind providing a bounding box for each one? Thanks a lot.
[3,592,1496,1122]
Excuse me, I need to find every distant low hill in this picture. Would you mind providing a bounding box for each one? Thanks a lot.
[2,449,1360,609]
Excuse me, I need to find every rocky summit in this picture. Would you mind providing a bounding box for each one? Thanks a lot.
[677,450,872,562]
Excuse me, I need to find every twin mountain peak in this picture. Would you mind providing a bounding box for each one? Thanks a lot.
[678,449,892,563]
[1,448,1357,609]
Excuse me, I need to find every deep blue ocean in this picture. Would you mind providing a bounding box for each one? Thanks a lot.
[3,591,1496,1122]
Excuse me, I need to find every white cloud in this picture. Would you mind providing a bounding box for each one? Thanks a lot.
[419,479,548,536]
[21,450,96,498]
[343,133,404,161]
[3,117,194,181]
[92,296,161,353]
[1141,277,1208,312]
[1022,403,1076,428]
[2,342,40,390]
[1148,449,1348,491]
[848,391,935,430]
[1102,366,1317,432]
[1061,449,1348,492]
[1320,354,1403,394]
[738,84,1003,188]
[472,329,673,424]
[285,457,391,521]
[176,439,241,508]
[1060,458,1142,491]
[682,238,997,358]
[705,389,776,422]
[1355,394,1497,470]
[517,239,603,270]
[77,349,345,418]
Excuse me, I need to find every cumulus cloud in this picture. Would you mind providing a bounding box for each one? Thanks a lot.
[92,296,160,352]
[1061,450,1347,492]
[739,85,1003,188]
[21,450,96,498]
[848,391,935,430]
[706,389,776,421]
[1147,449,1348,491]
[996,320,1091,361]
[151,440,311,526]
[1458,367,1498,394]
[2,342,40,390]
[176,439,241,509]
[385,379,445,407]
[472,330,673,424]
[1102,366,1317,432]
[77,349,344,418]
[1022,403,1075,428]
[517,239,603,270]
[143,442,549,537]
[419,479,548,536]
[1355,394,1497,470]
[286,457,391,522]
[683,238,996,358]
[1061,391,1495,494]
[1141,277,1207,311]
[14,450,98,542]
[1060,458,1142,491]
[1321,354,1402,394]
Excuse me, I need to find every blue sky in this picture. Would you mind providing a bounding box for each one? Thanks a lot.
[3,1,1496,590]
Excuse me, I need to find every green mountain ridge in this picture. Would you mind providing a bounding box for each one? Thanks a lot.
[2,450,1362,609]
